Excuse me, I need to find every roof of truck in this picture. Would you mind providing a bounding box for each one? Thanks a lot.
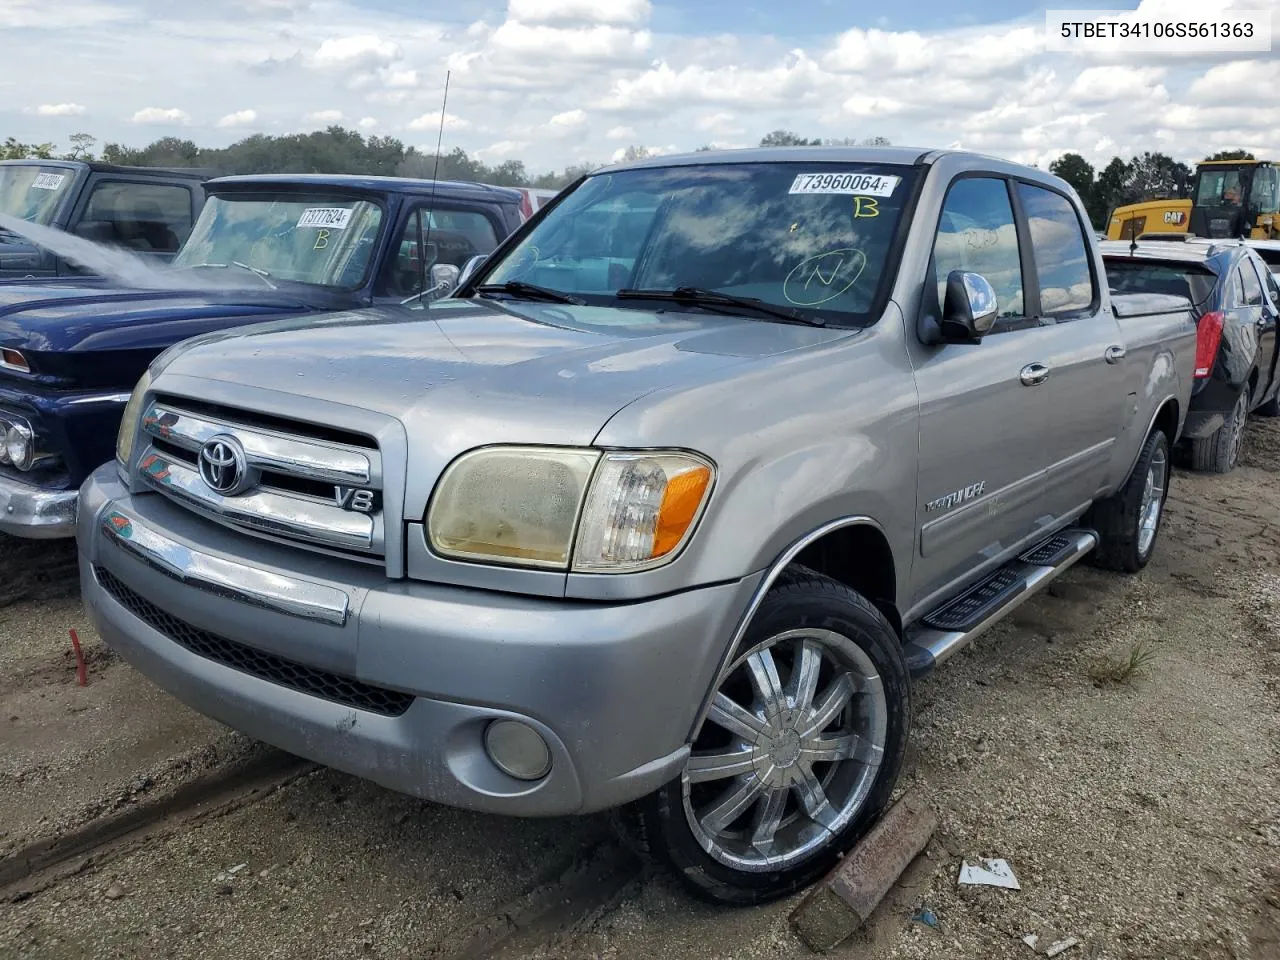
[597,145,1017,173]
[206,173,524,202]
[0,158,212,179]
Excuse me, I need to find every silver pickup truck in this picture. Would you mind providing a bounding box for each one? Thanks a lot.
[78,147,1196,905]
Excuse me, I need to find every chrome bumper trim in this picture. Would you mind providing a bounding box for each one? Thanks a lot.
[0,474,77,539]
[99,506,350,626]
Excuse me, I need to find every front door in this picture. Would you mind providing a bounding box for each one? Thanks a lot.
[910,175,1055,611]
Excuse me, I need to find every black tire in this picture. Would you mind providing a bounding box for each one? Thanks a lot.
[1258,391,1280,418]
[617,567,910,906]
[1188,386,1250,473]
[1086,428,1170,573]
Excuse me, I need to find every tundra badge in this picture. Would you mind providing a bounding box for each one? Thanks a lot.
[925,481,986,514]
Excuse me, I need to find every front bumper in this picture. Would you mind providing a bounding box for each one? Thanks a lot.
[78,464,759,817]
[0,474,77,538]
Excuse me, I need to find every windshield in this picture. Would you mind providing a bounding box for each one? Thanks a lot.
[1104,258,1216,311]
[0,164,73,226]
[481,162,918,325]
[173,194,384,288]
[1194,166,1251,208]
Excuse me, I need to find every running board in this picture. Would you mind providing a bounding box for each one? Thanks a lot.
[903,528,1098,678]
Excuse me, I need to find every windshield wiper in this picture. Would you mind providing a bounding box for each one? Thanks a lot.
[180,261,277,290]
[615,287,824,327]
[476,280,584,305]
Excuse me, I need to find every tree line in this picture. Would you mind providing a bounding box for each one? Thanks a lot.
[2,128,1256,225]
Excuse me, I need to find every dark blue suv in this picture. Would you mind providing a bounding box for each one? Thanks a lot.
[0,173,526,537]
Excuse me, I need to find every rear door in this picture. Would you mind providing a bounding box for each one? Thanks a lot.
[1015,180,1129,511]
[910,175,1056,608]
[1246,253,1279,406]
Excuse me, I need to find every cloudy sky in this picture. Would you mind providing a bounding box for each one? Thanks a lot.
[2,0,1278,174]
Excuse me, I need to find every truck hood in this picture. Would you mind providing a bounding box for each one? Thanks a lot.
[0,282,323,354]
[163,295,857,445]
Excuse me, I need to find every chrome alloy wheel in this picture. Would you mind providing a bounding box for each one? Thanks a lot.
[1138,444,1168,558]
[682,628,888,872]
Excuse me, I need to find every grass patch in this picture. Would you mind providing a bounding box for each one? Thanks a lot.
[1089,640,1158,687]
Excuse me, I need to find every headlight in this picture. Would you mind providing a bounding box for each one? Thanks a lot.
[426,446,714,573]
[5,423,34,471]
[428,447,600,568]
[115,369,153,468]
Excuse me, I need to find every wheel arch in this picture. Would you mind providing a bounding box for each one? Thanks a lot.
[685,515,899,742]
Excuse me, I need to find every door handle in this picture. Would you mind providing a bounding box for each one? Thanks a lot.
[1104,344,1126,364]
[1019,362,1050,386]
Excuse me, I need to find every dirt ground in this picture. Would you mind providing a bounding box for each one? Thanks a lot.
[1,419,1277,960]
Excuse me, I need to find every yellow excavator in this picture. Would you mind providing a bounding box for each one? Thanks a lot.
[1105,158,1280,241]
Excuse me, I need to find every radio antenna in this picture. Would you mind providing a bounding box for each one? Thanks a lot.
[418,70,450,300]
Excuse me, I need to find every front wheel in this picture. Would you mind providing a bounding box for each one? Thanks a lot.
[622,569,910,905]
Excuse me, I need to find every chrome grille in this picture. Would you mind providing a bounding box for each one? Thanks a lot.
[136,400,385,559]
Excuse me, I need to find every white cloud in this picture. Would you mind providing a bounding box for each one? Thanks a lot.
[357,116,378,130]
[130,107,190,124]
[506,0,651,25]
[407,110,469,131]
[548,109,587,128]
[310,34,399,69]
[1188,59,1280,104]
[695,112,741,134]
[489,21,651,61]
[217,108,258,128]
[26,103,87,117]
[382,67,419,88]
[606,125,637,140]
[305,109,344,124]
[1068,66,1168,105]
[476,139,530,159]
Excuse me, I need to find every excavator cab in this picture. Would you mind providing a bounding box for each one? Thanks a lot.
[1187,161,1280,239]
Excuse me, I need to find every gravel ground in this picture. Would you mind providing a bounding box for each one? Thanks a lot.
[1,418,1278,959]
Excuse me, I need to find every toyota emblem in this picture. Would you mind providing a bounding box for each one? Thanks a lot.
[198,434,252,496]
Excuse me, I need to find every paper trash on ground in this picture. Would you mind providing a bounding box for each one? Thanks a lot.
[1022,933,1082,956]
[958,858,1021,889]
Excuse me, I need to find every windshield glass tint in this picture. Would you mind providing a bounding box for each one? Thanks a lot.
[173,195,383,288]
[1104,259,1216,310]
[0,165,72,225]
[484,162,917,323]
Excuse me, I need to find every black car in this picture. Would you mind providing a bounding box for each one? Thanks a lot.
[1102,238,1280,473]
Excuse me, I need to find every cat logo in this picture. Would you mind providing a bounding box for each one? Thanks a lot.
[925,481,987,514]
[1163,211,1186,225]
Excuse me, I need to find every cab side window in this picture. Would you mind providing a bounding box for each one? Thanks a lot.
[81,181,194,253]
[1239,259,1265,307]
[1015,182,1096,318]
[931,177,1025,326]
[380,206,499,298]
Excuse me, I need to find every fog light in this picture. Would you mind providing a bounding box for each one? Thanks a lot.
[483,719,552,781]
[5,424,33,471]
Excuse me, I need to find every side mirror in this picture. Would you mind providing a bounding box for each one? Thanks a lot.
[941,271,998,343]
[457,254,486,289]
[422,263,461,301]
